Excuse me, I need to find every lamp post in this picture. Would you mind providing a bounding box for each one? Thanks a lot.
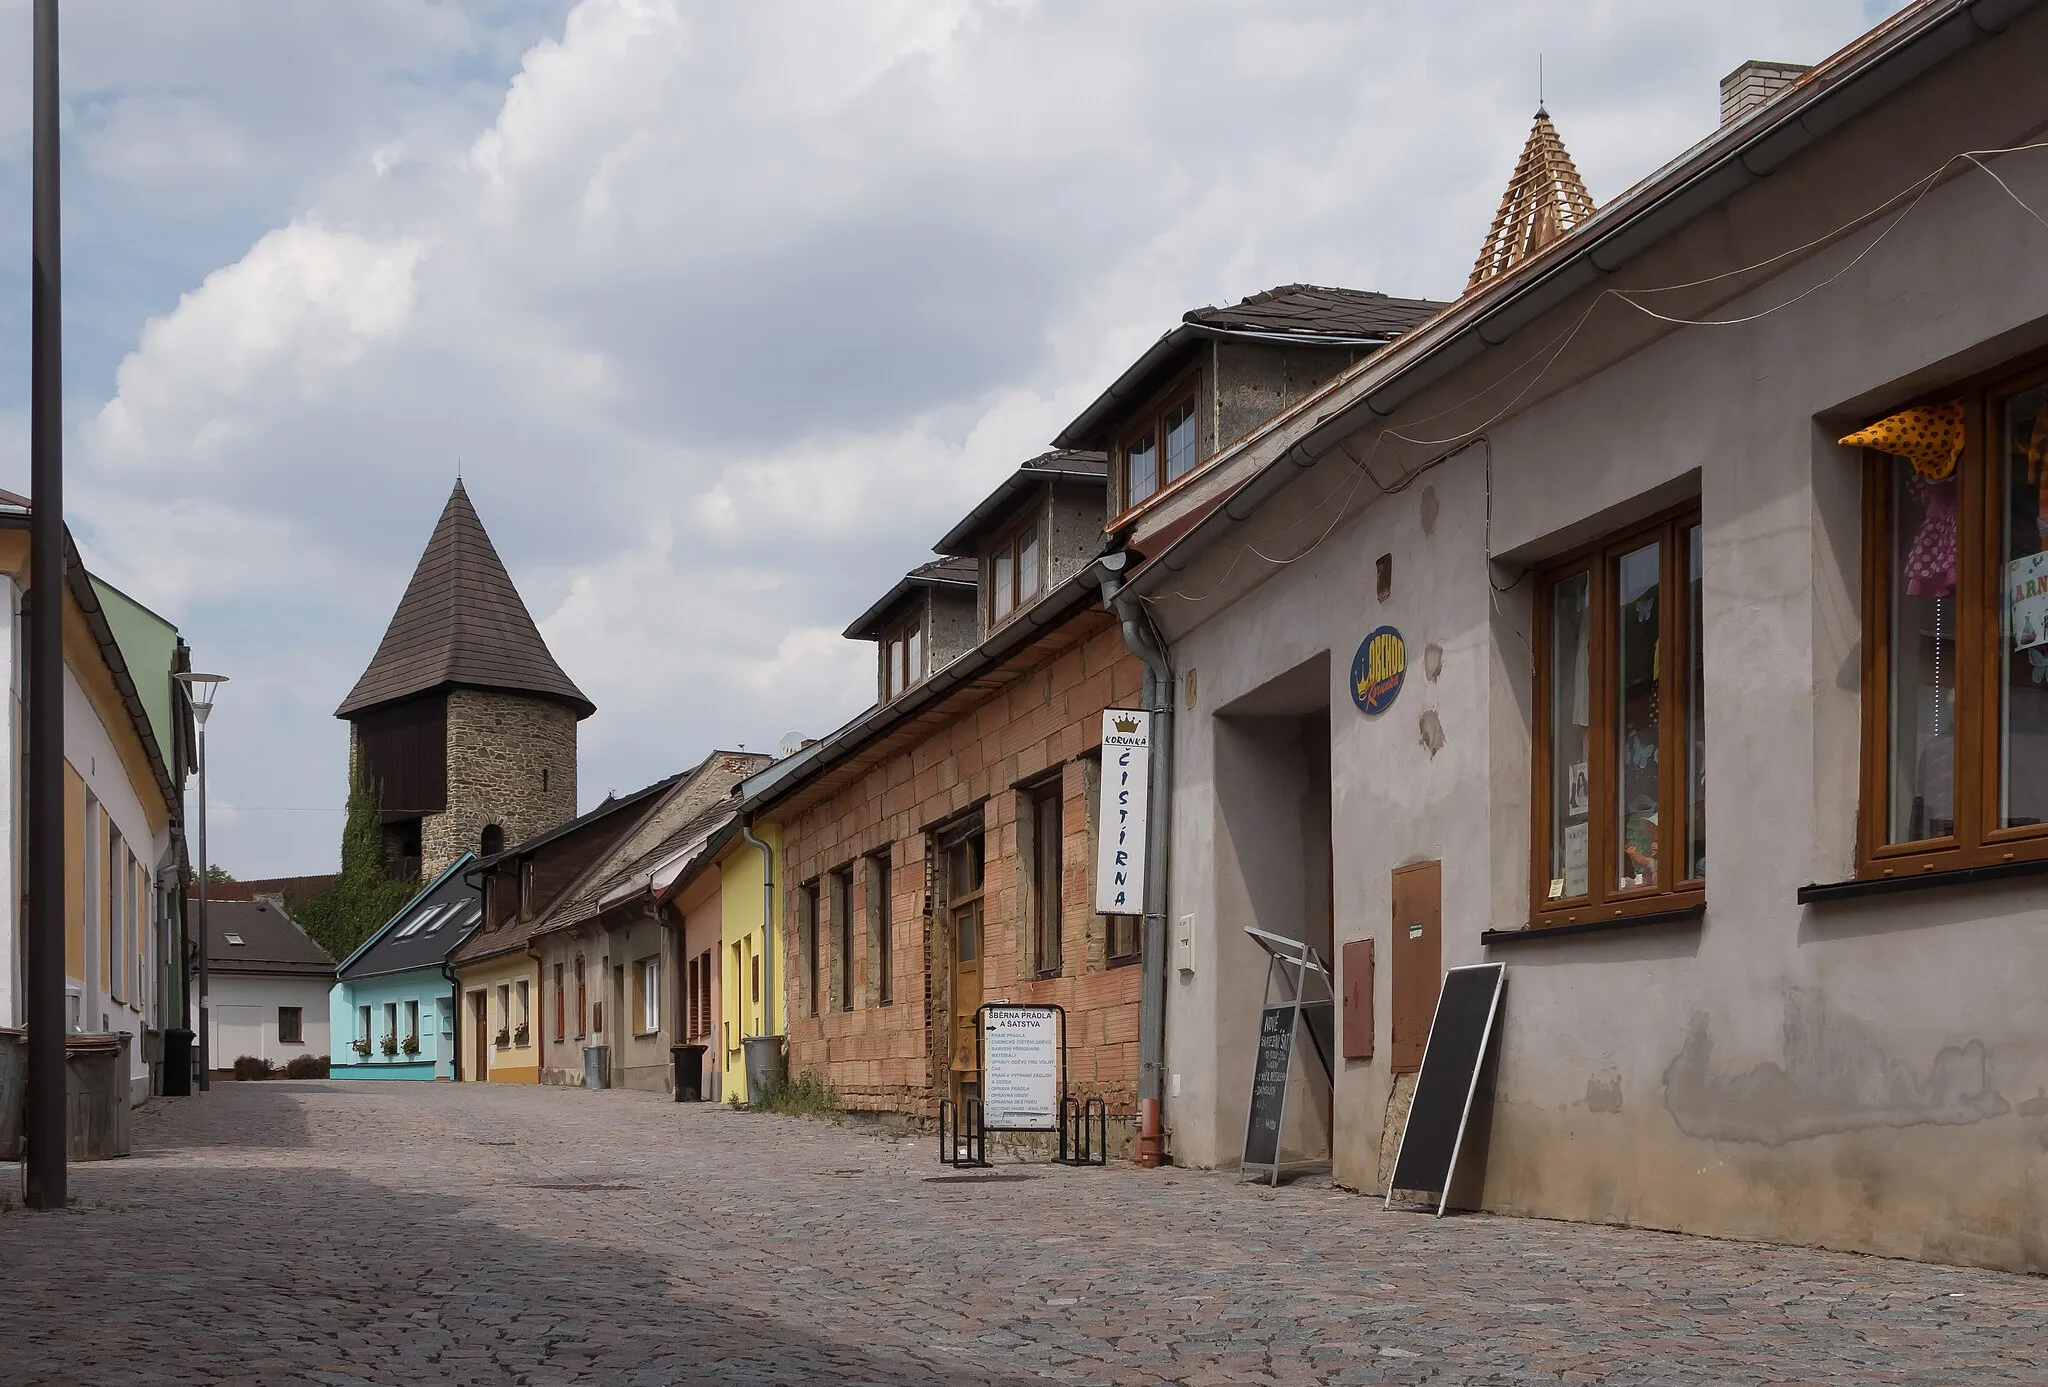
[22,0,65,1212]
[175,673,226,1093]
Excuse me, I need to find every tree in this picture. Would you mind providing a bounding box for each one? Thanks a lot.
[203,864,235,885]
[288,760,419,963]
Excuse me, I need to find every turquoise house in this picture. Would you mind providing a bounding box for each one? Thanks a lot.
[328,856,482,1081]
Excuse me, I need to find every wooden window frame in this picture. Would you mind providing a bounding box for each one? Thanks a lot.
[554,962,566,1041]
[1116,374,1203,517]
[884,612,924,699]
[1857,356,2048,879]
[1529,503,1705,927]
[1030,783,1064,978]
[869,853,894,1006]
[574,954,587,1039]
[277,1006,303,1045]
[987,515,1044,626]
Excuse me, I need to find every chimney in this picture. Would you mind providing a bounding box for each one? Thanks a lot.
[1719,60,1810,127]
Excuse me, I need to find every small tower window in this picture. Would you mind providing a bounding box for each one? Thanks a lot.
[480,824,504,857]
[541,767,550,793]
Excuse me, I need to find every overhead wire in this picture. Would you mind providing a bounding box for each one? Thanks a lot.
[1146,136,2048,606]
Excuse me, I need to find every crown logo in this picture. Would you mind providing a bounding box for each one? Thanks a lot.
[1113,715,1140,734]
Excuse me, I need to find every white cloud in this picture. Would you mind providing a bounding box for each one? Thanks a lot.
[33,0,1908,873]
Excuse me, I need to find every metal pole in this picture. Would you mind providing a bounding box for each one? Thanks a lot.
[194,716,209,1091]
[23,0,66,1210]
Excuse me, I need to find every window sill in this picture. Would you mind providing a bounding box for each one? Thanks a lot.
[635,1029,661,1039]
[1481,901,1705,946]
[1799,853,2048,904]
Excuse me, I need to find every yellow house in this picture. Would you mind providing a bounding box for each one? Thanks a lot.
[453,950,540,1084]
[0,516,190,1105]
[711,822,783,1103]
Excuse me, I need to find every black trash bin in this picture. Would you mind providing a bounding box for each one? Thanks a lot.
[671,1043,708,1102]
[161,1028,194,1098]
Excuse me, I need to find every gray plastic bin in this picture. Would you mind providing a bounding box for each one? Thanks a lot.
[0,1028,25,1159]
[582,1044,610,1090]
[742,1034,786,1104]
[66,1033,130,1161]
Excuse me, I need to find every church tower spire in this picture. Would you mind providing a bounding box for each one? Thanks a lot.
[1467,108,1597,294]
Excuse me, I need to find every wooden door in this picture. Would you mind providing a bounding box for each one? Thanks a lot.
[1389,861,1442,1074]
[470,991,489,1081]
[944,829,986,1104]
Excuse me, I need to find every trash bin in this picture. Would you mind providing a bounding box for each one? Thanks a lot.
[671,1043,708,1102]
[161,1028,194,1097]
[0,1027,25,1160]
[65,1033,130,1161]
[741,1034,786,1104]
[582,1044,610,1090]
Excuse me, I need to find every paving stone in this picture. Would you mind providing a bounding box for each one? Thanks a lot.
[0,1081,2043,1384]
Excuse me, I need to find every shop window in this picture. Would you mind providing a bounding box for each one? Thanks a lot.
[278,1007,303,1045]
[1854,378,2048,873]
[1531,506,1704,925]
[1119,380,1201,511]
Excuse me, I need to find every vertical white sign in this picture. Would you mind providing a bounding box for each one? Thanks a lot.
[1095,709,1152,915]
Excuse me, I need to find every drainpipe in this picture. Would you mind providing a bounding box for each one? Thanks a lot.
[1098,551,1172,1168]
[439,957,462,1083]
[738,817,777,1050]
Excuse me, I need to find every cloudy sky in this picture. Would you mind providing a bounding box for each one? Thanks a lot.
[0,0,1904,877]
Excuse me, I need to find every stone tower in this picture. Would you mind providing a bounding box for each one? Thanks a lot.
[336,480,593,881]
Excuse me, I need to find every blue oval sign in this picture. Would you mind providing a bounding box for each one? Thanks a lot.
[1351,626,1406,716]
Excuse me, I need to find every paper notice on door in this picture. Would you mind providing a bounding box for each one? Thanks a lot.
[2010,551,2048,651]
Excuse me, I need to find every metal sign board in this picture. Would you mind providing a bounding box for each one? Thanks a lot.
[1386,963,1506,1215]
[981,1004,1061,1132]
[1094,709,1151,914]
[1238,927,1336,1185]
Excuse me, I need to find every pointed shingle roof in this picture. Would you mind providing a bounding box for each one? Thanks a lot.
[1467,109,1597,294]
[336,481,594,719]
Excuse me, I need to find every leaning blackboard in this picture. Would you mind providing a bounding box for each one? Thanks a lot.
[1387,963,1504,1211]
[1241,1004,1296,1169]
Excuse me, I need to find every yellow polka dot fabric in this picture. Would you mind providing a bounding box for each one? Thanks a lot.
[1838,401,1965,480]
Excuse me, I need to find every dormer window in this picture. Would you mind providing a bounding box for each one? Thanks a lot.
[885,615,924,699]
[1120,383,1199,510]
[991,519,1042,623]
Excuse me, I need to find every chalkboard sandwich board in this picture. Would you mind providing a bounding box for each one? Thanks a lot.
[1242,1004,1296,1171]
[1386,963,1505,1216]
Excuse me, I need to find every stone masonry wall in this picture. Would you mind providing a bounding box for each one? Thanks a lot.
[422,688,578,878]
[777,610,1145,1124]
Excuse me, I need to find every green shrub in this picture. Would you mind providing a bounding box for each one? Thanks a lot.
[285,1054,330,1079]
[232,1055,276,1081]
[754,1070,840,1118]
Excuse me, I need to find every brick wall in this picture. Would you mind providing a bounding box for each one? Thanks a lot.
[774,611,1146,1121]
[422,689,578,878]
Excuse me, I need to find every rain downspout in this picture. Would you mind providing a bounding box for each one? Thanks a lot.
[1098,551,1173,1168]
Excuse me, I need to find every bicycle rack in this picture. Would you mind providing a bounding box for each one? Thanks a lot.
[938,1097,989,1169]
[1057,1095,1109,1167]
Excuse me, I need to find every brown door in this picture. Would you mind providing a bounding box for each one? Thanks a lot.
[944,830,986,1105]
[470,990,489,1081]
[1389,861,1442,1073]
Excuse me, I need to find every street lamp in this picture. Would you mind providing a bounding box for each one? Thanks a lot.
[175,672,226,1093]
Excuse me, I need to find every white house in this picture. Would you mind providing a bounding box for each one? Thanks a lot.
[207,899,333,1071]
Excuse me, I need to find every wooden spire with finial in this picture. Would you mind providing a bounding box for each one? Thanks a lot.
[1467,108,1596,294]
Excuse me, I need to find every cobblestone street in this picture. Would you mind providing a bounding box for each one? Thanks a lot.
[2,1081,2043,1386]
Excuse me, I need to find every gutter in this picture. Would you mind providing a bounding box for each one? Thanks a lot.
[1098,550,1174,1169]
[1126,0,2045,596]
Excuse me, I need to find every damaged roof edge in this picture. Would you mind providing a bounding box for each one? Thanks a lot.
[1126,0,2041,597]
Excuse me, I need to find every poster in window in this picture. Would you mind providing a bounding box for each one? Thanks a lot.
[2010,551,2048,651]
[1562,822,1589,898]
[1565,762,1590,818]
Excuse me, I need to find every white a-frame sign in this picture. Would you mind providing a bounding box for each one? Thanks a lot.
[1094,709,1152,914]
